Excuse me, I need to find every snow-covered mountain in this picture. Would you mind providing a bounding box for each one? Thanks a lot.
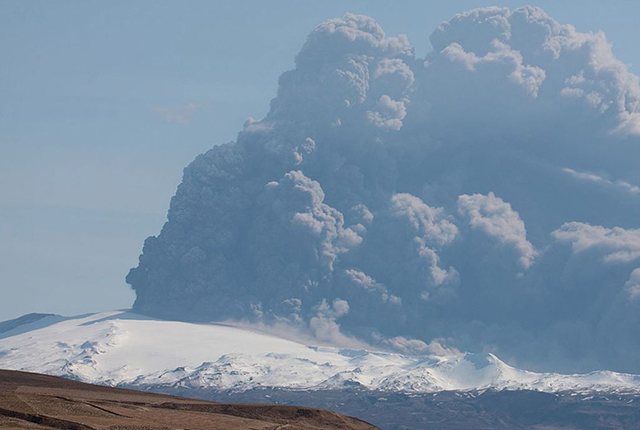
[1,310,639,396]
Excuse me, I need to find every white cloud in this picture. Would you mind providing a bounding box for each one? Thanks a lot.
[391,193,459,287]
[626,269,640,299]
[344,268,401,305]
[458,193,537,269]
[562,167,640,195]
[309,298,352,344]
[391,193,458,246]
[377,335,461,356]
[425,6,640,136]
[366,95,407,131]
[440,40,546,97]
[154,102,204,124]
[552,222,640,264]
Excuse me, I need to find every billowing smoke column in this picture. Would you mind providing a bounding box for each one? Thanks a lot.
[128,7,640,373]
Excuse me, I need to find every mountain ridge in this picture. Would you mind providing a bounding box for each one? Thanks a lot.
[1,310,639,396]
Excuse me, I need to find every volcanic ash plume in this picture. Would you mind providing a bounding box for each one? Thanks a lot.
[127,8,640,374]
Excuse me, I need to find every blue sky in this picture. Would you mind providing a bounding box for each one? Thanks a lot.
[2,0,640,321]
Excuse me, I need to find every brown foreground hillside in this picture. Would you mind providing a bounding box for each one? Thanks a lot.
[0,370,380,430]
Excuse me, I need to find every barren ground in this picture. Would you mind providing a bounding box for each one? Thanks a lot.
[0,370,379,430]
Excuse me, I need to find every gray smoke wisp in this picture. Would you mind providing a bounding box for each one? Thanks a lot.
[127,8,640,373]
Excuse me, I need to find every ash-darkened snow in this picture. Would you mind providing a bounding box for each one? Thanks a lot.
[127,7,640,374]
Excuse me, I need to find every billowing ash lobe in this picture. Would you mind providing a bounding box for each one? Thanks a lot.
[128,8,640,374]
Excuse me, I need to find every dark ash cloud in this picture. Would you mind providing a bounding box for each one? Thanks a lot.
[127,8,640,374]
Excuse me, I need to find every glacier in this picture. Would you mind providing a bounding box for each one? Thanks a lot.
[1,310,639,396]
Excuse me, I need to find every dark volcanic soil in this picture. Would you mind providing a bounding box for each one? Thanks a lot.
[0,370,380,430]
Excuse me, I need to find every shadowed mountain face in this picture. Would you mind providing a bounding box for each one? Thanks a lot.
[0,370,380,430]
[0,314,54,335]
[133,386,640,430]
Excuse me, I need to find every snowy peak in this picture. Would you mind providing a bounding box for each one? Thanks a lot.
[1,310,639,395]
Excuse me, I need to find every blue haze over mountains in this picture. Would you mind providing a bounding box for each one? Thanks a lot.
[127,7,640,374]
